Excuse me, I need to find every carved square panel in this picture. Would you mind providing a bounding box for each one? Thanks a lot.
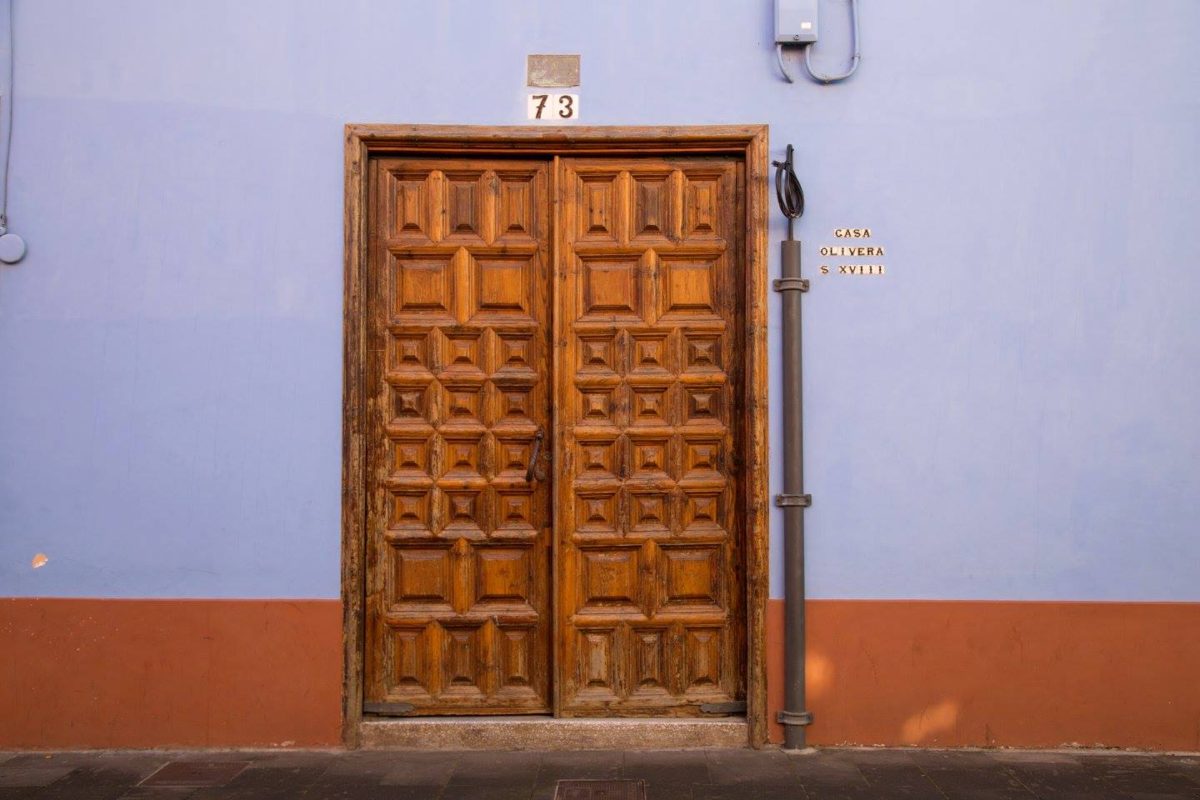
[576,627,619,699]
[658,255,719,321]
[495,171,537,242]
[439,623,486,696]
[492,488,536,534]
[390,435,432,477]
[392,545,453,605]
[392,382,435,425]
[576,173,621,242]
[576,333,619,376]
[682,173,723,239]
[628,490,672,534]
[390,255,455,320]
[439,433,484,481]
[440,382,486,426]
[473,546,532,607]
[659,545,721,609]
[575,436,619,480]
[387,332,433,376]
[631,172,674,240]
[388,625,432,696]
[579,257,642,322]
[681,489,724,533]
[629,627,670,697]
[470,254,535,323]
[580,547,641,610]
[496,624,538,694]
[628,435,671,480]
[495,435,536,478]
[494,383,537,426]
[493,332,536,377]
[629,385,672,427]
[388,172,431,240]
[438,330,486,380]
[684,333,723,373]
[443,171,485,241]
[683,384,725,426]
[441,489,485,535]
[389,489,432,531]
[576,386,618,426]
[683,626,724,694]
[575,490,618,535]
[683,437,723,478]
[628,332,673,376]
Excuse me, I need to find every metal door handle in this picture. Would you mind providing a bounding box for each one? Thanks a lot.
[525,429,545,483]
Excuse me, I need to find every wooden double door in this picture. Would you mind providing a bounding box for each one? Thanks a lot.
[363,154,747,717]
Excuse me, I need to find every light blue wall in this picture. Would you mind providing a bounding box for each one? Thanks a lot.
[1,1,1197,600]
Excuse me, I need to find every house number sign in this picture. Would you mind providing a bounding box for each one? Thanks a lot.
[527,93,579,121]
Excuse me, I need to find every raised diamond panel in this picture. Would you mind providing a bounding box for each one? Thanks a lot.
[388,625,432,696]
[474,546,533,606]
[659,545,721,610]
[391,255,455,320]
[577,174,621,242]
[579,257,642,322]
[658,255,719,321]
[440,623,486,696]
[392,545,453,605]
[471,254,535,323]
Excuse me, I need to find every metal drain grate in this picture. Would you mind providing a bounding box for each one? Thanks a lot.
[554,779,646,800]
[139,761,249,787]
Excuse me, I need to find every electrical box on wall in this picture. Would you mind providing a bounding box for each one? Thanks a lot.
[776,0,818,44]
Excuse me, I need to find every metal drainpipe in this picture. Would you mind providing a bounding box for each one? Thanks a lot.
[772,145,814,749]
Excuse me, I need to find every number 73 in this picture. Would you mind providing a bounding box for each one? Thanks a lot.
[528,93,578,121]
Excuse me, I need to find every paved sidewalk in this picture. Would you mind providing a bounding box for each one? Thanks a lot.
[1,747,1198,799]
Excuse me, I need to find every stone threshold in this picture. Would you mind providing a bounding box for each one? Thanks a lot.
[360,717,749,750]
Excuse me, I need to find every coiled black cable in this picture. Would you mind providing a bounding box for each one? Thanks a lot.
[772,144,805,240]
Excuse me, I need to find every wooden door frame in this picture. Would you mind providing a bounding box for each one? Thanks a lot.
[343,124,771,748]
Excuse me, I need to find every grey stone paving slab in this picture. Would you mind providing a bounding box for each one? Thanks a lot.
[118,789,199,800]
[791,750,875,799]
[27,766,135,800]
[854,761,946,799]
[692,783,805,799]
[623,749,711,796]
[998,758,1123,800]
[907,750,1033,799]
[188,764,327,800]
[986,749,1083,764]
[1082,755,1200,798]
[442,783,536,800]
[0,758,77,788]
[139,761,248,787]
[445,750,541,787]
[380,750,458,786]
[706,749,798,786]
[305,782,447,800]
[1169,756,1200,786]
[0,790,46,800]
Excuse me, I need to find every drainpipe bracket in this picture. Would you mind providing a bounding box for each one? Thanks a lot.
[777,710,814,727]
[772,277,810,293]
[774,493,812,508]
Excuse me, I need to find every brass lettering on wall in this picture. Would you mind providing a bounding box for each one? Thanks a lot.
[818,228,886,276]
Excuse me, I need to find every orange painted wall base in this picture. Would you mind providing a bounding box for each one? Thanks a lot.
[767,599,1200,751]
[3,598,1197,750]
[0,598,342,749]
